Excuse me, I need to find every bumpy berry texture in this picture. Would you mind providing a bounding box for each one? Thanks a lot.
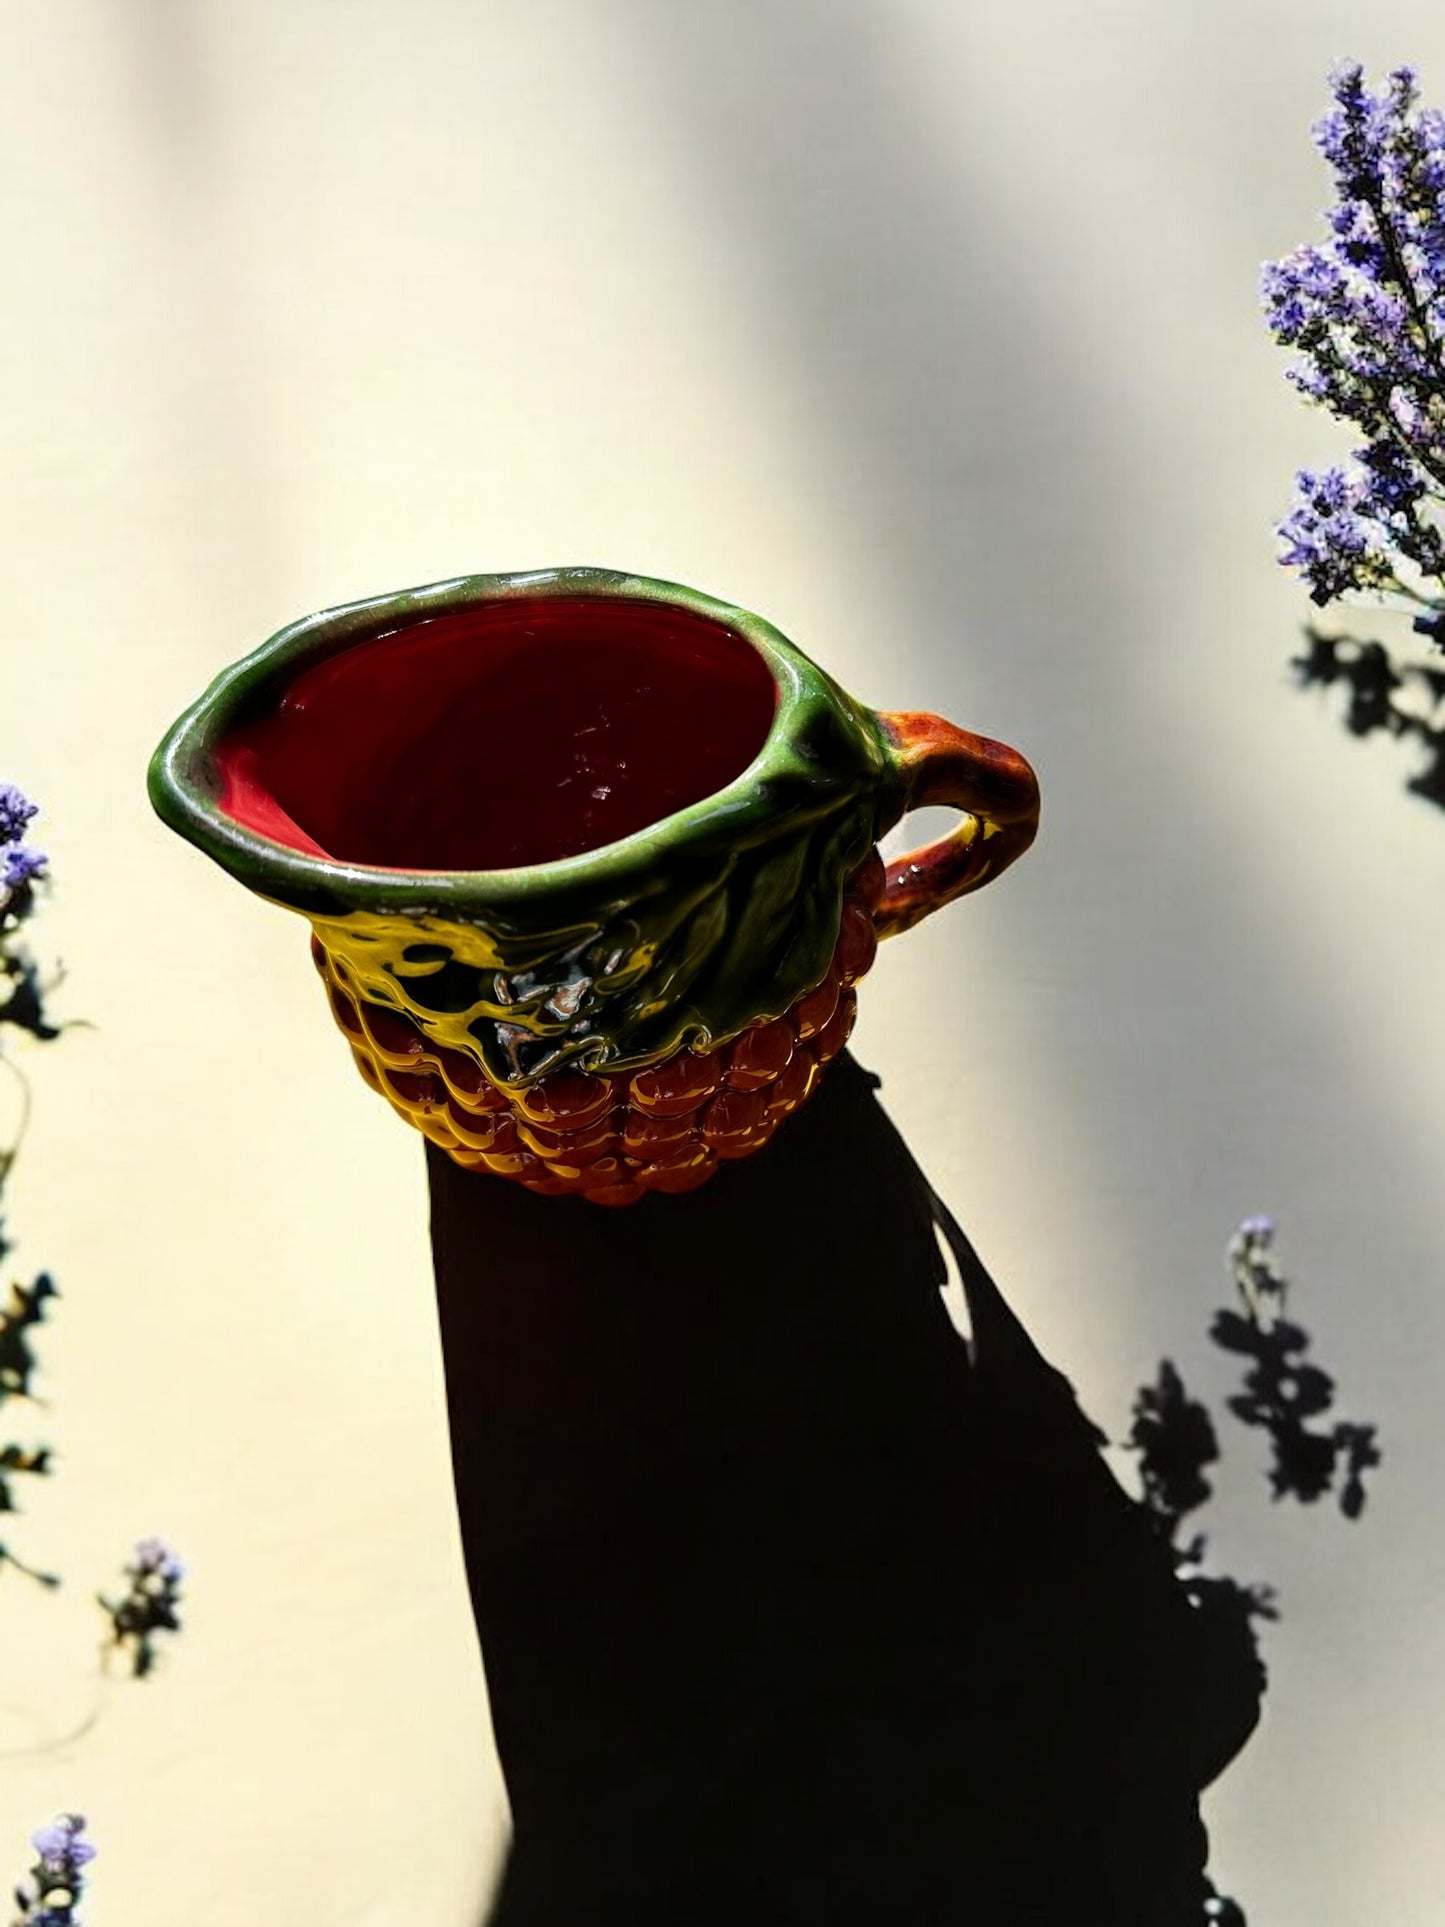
[312,852,885,1205]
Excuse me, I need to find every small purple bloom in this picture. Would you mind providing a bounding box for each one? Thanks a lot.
[133,1536,185,1583]
[1277,465,1389,605]
[15,1813,95,1925]
[1358,436,1423,514]
[0,783,38,845]
[100,1537,185,1677]
[30,1825,69,1864]
[1261,246,1349,341]
[1236,1215,1276,1243]
[1327,198,1388,277]
[3,844,47,890]
[1228,1216,1289,1329]
[30,1816,94,1873]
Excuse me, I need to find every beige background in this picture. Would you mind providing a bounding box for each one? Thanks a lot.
[3,2,1443,1920]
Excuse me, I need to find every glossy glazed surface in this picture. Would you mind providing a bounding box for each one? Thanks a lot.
[152,571,900,1087]
[320,854,884,1204]
[148,568,1038,1199]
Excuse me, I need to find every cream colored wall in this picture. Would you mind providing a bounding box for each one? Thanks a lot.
[3,2,1442,1920]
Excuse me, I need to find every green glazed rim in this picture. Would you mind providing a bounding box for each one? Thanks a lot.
[148,567,907,1083]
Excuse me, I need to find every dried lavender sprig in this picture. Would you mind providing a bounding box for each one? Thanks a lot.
[1227,1216,1285,1322]
[10,1814,93,1927]
[0,786,46,912]
[0,788,38,850]
[1,782,58,1068]
[1265,62,1445,628]
[99,1538,184,1678]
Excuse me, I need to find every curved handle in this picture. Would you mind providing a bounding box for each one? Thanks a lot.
[872,711,1040,940]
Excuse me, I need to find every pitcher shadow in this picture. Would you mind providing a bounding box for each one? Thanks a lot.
[428,1053,1261,1926]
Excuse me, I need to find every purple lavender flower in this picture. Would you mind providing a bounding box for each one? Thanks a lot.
[1235,1214,1276,1243]
[0,783,46,898]
[0,786,37,847]
[1227,1214,1288,1328]
[12,1813,93,1924]
[1266,62,1445,631]
[1358,434,1425,512]
[133,1535,185,1585]
[99,1537,185,1677]
[2,845,47,892]
[1277,464,1389,604]
[30,1819,94,1875]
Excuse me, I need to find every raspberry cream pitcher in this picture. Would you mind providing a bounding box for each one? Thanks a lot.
[149,568,1039,1205]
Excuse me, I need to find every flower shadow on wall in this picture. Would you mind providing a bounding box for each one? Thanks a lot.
[0,783,63,1589]
[1125,1214,1379,1925]
[2,788,184,1924]
[428,1051,1374,1927]
[1265,60,1445,806]
[1,785,186,1677]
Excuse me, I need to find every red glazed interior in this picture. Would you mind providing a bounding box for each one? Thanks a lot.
[211,597,778,871]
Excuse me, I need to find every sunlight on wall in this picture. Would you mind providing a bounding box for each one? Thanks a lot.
[2,3,1441,1921]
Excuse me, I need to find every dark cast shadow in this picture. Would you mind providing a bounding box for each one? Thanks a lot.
[1292,623,1445,812]
[428,1053,1262,1927]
